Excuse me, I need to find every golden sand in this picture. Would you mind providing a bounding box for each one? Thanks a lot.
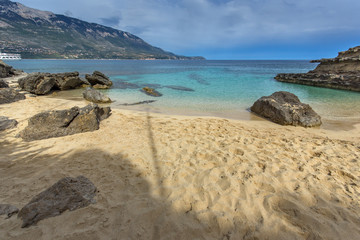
[0,96,359,239]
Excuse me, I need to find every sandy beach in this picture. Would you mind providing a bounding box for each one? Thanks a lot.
[1,93,360,239]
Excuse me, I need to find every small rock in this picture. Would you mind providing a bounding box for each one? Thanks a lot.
[140,87,163,97]
[0,79,9,88]
[0,204,19,219]
[0,88,26,104]
[93,84,111,89]
[0,116,18,131]
[82,88,111,103]
[18,176,96,228]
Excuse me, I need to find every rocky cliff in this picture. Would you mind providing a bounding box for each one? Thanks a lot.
[275,46,360,92]
[0,0,204,60]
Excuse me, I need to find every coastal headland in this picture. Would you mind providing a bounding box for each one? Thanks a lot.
[1,70,360,239]
[275,46,360,92]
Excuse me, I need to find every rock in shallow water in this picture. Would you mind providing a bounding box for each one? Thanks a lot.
[82,87,111,103]
[85,71,112,88]
[18,176,96,228]
[19,103,111,141]
[140,87,163,97]
[250,91,321,127]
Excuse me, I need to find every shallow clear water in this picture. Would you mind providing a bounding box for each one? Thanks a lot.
[9,59,360,124]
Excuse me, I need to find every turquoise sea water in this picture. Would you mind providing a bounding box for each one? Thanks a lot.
[9,60,360,124]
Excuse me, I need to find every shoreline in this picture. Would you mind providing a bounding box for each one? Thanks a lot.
[46,88,360,133]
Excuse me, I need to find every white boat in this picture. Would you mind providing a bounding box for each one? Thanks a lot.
[0,52,21,60]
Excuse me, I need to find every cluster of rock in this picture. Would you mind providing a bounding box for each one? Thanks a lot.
[20,104,111,141]
[275,46,360,92]
[18,72,86,95]
[16,70,114,103]
[1,176,96,228]
[251,91,322,127]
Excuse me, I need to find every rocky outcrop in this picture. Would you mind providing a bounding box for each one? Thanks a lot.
[18,72,86,95]
[85,71,112,88]
[251,91,321,127]
[82,88,111,103]
[141,87,163,97]
[0,60,15,78]
[19,104,111,141]
[0,88,25,104]
[0,116,18,131]
[275,46,360,92]
[0,204,19,219]
[0,79,9,88]
[18,176,96,228]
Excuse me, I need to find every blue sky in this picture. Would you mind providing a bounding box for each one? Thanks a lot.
[15,0,360,59]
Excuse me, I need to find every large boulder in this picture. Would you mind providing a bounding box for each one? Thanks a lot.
[0,116,18,131]
[18,176,96,228]
[85,71,112,88]
[18,72,85,95]
[19,104,111,141]
[82,88,111,103]
[0,88,26,104]
[251,91,322,127]
[0,79,9,88]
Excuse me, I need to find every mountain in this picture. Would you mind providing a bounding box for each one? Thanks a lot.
[0,0,204,59]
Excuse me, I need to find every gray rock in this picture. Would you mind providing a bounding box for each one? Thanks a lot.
[18,176,96,228]
[251,91,322,127]
[0,88,26,104]
[0,60,15,78]
[82,88,111,103]
[0,79,9,88]
[53,72,85,90]
[0,204,19,219]
[18,72,85,95]
[18,72,56,95]
[85,71,112,87]
[0,116,18,131]
[19,104,111,141]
